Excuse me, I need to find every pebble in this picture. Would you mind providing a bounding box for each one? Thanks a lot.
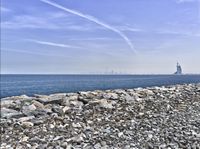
[118,132,123,137]
[21,121,34,128]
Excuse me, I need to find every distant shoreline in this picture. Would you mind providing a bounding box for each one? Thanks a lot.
[1,83,200,100]
[1,74,200,75]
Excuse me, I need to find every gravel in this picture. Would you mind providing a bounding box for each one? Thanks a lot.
[1,83,200,149]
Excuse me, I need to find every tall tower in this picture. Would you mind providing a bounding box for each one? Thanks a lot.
[174,62,182,75]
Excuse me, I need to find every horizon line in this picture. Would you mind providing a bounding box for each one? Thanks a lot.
[1,73,200,75]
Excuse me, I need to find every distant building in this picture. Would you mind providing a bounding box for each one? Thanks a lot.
[174,62,182,75]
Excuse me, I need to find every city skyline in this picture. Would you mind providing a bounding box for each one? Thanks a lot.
[1,0,200,74]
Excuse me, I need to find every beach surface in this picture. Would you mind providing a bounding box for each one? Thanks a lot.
[1,83,200,148]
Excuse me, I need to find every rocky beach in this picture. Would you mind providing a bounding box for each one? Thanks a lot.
[1,83,200,149]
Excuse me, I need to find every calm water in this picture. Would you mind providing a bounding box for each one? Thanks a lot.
[1,74,200,98]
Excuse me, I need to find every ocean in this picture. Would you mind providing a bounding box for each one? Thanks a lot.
[1,74,200,98]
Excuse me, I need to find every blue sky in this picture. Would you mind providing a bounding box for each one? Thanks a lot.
[1,0,200,74]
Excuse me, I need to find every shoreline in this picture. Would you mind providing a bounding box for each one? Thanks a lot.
[1,74,200,99]
[1,83,200,148]
[1,82,200,99]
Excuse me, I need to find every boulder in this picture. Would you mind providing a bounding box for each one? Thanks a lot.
[1,99,14,108]
[32,100,44,109]
[18,116,35,122]
[103,92,118,100]
[61,95,79,106]
[89,99,115,109]
[35,94,65,104]
[21,121,34,128]
[1,107,24,118]
[22,104,37,115]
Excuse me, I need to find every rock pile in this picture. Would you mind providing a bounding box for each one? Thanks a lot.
[1,84,200,149]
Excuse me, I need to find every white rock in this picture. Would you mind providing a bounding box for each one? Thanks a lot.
[103,93,118,100]
[18,116,35,122]
[32,100,44,109]
[94,143,101,149]
[62,106,70,113]
[124,94,135,103]
[145,89,154,95]
[1,99,14,108]
[22,104,36,115]
[191,130,200,137]
[99,99,114,109]
[62,96,81,106]
[67,133,85,143]
[147,134,153,140]
[20,136,29,142]
[118,132,123,137]
[49,124,55,129]
[72,123,82,128]
[53,136,63,141]
[89,99,114,109]
[26,144,31,148]
[21,121,34,128]
[1,107,23,118]
[68,95,78,101]
[138,112,144,116]
[70,100,83,107]
[79,91,89,96]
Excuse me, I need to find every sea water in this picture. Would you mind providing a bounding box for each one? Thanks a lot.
[1,74,200,98]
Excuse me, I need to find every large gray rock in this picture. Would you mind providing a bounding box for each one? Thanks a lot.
[21,121,34,128]
[1,107,24,118]
[18,116,35,122]
[35,93,66,104]
[128,92,142,101]
[103,92,118,100]
[32,100,44,109]
[1,99,14,108]
[22,104,37,115]
[89,99,115,109]
[1,95,33,109]
[61,96,83,109]
[123,94,136,103]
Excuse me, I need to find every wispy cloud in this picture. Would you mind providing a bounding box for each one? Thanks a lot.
[176,0,197,3]
[68,37,121,41]
[28,39,121,57]
[27,39,83,49]
[1,14,61,29]
[156,30,200,37]
[116,26,143,32]
[176,0,200,21]
[1,7,11,12]
[198,0,200,21]
[40,0,136,53]
[1,12,95,31]
[1,48,68,57]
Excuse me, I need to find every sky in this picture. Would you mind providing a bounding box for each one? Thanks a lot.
[1,0,200,74]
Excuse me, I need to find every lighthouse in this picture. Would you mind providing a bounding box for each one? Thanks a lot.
[174,62,182,75]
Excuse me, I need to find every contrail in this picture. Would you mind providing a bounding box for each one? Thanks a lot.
[26,39,117,56]
[28,39,82,49]
[40,0,136,53]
